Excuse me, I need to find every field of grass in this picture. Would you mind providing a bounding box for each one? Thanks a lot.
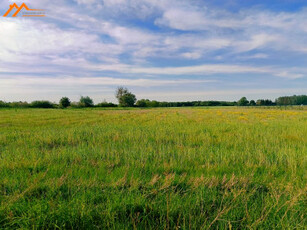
[0,107,306,229]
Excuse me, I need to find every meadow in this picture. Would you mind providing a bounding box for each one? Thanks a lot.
[0,107,306,229]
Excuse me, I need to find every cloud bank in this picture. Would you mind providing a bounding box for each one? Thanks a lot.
[0,0,306,102]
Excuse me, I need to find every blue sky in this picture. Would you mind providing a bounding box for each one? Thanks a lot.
[0,0,306,103]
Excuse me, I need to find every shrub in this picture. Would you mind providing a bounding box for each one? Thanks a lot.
[30,101,55,108]
[70,102,82,108]
[96,102,117,107]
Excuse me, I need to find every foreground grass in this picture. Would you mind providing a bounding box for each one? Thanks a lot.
[0,107,306,229]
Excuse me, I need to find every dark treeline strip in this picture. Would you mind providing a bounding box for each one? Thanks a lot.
[0,100,235,108]
[276,95,307,105]
[0,101,55,108]
[0,100,117,109]
[135,99,236,107]
[0,94,306,109]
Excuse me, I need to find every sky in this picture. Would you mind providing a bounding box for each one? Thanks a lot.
[0,0,307,103]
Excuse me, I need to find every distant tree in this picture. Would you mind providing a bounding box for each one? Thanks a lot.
[149,100,160,107]
[276,95,307,105]
[264,99,274,106]
[0,101,9,108]
[136,99,149,107]
[256,100,262,106]
[249,100,256,106]
[79,96,94,107]
[238,97,249,106]
[160,102,169,107]
[59,97,71,108]
[9,101,29,108]
[256,99,274,106]
[121,93,137,107]
[115,87,128,102]
[136,99,161,107]
[115,87,136,107]
[207,101,220,106]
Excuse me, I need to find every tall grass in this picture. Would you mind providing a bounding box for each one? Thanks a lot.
[0,107,306,229]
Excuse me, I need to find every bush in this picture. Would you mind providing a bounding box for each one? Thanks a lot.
[30,101,55,108]
[96,102,117,107]
[70,102,82,108]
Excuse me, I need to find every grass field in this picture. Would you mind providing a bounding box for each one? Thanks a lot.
[0,107,306,229]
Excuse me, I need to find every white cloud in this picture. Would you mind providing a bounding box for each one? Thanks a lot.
[154,4,307,54]
[0,76,214,87]
[274,72,304,79]
[19,0,306,60]
[0,75,216,102]
[74,0,98,4]
[0,19,121,56]
[181,52,202,59]
[89,63,305,79]
[129,64,270,75]
[238,53,269,59]
[234,33,279,52]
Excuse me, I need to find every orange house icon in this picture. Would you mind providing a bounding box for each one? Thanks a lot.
[3,3,45,17]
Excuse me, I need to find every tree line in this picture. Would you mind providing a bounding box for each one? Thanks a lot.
[0,87,306,108]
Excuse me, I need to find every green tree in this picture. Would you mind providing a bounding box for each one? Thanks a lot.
[120,93,136,107]
[79,96,94,107]
[59,97,71,108]
[136,99,149,107]
[115,87,137,107]
[0,101,9,108]
[238,97,249,106]
[257,99,274,106]
[249,100,256,106]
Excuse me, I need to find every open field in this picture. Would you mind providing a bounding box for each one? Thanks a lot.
[0,107,306,229]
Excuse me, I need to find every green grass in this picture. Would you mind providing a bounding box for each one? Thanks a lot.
[0,107,306,229]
